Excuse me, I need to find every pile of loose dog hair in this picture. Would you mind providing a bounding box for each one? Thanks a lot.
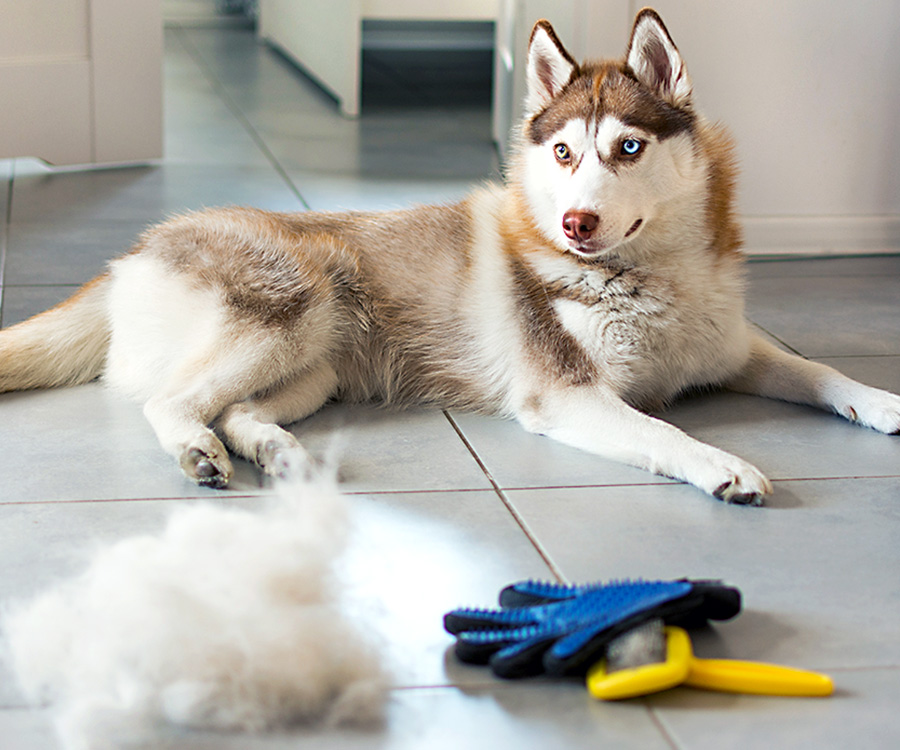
[1,480,389,749]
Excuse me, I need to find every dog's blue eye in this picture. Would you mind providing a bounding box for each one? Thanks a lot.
[621,138,642,156]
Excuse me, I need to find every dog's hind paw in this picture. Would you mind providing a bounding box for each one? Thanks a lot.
[256,436,316,482]
[180,443,233,489]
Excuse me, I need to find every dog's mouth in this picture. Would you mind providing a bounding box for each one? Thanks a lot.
[569,218,644,258]
[565,219,644,258]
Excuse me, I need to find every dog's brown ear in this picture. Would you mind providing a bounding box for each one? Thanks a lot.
[525,20,577,115]
[626,8,692,107]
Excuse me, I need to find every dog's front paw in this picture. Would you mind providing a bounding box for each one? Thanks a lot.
[839,387,900,435]
[713,475,770,506]
[693,452,772,506]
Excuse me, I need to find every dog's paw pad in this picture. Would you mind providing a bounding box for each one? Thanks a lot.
[256,438,314,481]
[714,481,765,507]
[708,461,772,507]
[181,446,232,488]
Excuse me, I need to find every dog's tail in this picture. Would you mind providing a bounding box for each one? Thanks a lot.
[0,274,112,392]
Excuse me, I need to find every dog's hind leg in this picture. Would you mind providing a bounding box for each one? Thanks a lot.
[727,333,900,434]
[215,363,339,481]
[139,331,318,488]
[105,250,346,487]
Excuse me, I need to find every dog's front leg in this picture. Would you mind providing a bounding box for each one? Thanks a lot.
[727,334,900,434]
[516,386,773,505]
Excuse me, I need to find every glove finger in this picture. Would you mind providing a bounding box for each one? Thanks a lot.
[444,605,540,635]
[454,633,512,664]
[498,580,583,608]
[695,581,742,621]
[454,624,549,666]
[490,635,556,679]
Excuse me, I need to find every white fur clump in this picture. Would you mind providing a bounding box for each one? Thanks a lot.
[1,481,389,749]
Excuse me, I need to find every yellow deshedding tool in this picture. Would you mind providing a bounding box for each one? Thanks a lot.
[587,624,834,700]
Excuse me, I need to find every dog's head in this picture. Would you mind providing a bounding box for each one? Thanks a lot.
[516,10,705,260]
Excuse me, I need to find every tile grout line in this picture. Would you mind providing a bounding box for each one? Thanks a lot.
[747,320,804,357]
[769,474,900,487]
[814,353,900,360]
[171,25,312,211]
[646,705,687,750]
[442,411,569,584]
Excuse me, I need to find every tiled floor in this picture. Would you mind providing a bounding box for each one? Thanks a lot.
[2,24,900,750]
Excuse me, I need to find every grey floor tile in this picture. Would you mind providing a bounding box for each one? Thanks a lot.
[745,273,900,357]
[0,384,262,502]
[289,404,493,493]
[247,106,363,147]
[179,27,283,82]
[651,667,900,750]
[10,164,303,224]
[183,29,342,123]
[0,285,83,327]
[292,173,476,212]
[2,684,674,750]
[0,158,10,213]
[505,477,900,670]
[352,684,674,750]
[162,32,274,167]
[5,221,146,285]
[268,110,500,180]
[164,87,272,167]
[0,709,58,750]
[274,136,498,180]
[748,254,900,279]
[340,492,554,687]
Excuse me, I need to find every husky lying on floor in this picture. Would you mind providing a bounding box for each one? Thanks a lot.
[1,9,898,504]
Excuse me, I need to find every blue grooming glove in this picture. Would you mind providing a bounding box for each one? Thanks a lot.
[444,578,741,678]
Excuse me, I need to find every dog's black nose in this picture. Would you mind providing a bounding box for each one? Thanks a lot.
[562,211,599,242]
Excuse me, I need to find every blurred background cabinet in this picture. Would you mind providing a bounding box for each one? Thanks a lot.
[258,0,498,118]
[0,0,163,166]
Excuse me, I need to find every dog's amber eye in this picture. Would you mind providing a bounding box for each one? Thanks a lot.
[621,138,643,156]
[554,143,572,163]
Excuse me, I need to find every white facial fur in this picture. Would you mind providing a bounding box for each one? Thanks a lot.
[522,115,701,259]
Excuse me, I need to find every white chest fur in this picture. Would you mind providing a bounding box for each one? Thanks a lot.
[533,253,751,408]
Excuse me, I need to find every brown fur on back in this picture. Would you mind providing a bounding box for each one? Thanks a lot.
[135,202,505,412]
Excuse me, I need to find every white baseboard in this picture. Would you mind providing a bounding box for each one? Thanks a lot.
[742,215,900,258]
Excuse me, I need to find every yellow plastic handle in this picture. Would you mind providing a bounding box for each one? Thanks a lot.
[686,657,834,697]
[587,625,692,700]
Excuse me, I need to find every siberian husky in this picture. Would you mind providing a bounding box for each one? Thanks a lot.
[1,9,898,505]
